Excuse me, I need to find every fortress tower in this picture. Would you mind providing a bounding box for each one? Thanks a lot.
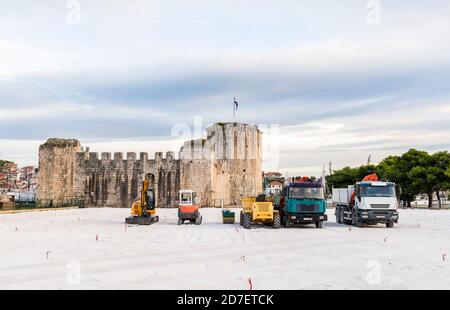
[37,139,81,206]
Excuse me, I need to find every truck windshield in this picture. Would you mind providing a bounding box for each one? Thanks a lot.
[289,187,324,199]
[361,185,395,198]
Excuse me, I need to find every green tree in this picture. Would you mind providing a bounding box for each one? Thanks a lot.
[0,160,11,167]
[430,151,450,207]
[377,155,399,181]
[354,164,378,181]
[408,151,450,208]
[378,149,429,207]
[326,166,356,192]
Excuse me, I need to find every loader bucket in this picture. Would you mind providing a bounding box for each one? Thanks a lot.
[241,197,256,211]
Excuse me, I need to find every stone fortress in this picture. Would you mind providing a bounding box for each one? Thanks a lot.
[37,123,263,208]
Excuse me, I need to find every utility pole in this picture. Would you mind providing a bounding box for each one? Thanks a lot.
[329,161,332,175]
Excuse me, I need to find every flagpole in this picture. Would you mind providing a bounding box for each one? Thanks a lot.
[233,97,236,122]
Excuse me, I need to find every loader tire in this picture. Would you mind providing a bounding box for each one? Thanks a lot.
[239,212,243,226]
[242,213,252,229]
[273,214,281,229]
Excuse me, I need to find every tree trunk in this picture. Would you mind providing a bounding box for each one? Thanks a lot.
[436,190,442,208]
[428,192,433,208]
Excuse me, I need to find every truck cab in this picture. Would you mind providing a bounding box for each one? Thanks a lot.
[353,181,399,225]
[333,177,399,228]
[280,181,328,228]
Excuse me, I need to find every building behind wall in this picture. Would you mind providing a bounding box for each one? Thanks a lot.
[37,123,263,208]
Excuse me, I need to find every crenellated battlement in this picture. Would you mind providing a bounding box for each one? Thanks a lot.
[75,150,180,166]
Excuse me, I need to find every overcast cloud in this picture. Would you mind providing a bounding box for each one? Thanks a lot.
[1,0,450,175]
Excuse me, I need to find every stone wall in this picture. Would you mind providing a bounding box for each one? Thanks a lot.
[37,123,262,208]
[73,151,180,208]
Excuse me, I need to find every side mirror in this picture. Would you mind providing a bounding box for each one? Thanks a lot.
[396,186,402,197]
[355,187,360,200]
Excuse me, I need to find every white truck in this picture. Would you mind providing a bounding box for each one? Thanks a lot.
[333,174,399,228]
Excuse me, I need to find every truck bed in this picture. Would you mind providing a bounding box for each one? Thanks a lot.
[332,188,351,204]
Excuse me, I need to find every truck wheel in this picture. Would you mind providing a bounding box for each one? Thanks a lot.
[386,221,394,228]
[315,221,324,228]
[273,214,281,229]
[336,209,342,224]
[242,213,252,229]
[284,216,291,228]
[352,211,363,228]
[341,211,346,225]
[195,216,202,225]
[177,219,183,225]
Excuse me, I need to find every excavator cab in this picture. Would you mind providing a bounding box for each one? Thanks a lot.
[125,177,159,225]
[177,190,202,225]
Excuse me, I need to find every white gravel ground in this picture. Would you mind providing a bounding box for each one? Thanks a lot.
[0,207,449,290]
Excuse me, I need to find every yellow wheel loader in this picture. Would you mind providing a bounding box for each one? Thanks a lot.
[240,195,281,229]
[125,176,159,225]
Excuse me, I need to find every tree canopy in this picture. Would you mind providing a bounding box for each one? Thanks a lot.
[326,149,450,208]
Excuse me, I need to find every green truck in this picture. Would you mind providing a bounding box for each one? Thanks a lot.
[280,180,328,228]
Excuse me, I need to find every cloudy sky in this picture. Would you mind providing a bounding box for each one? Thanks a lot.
[1,0,450,176]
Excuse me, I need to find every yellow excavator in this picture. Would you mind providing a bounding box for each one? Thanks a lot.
[125,176,159,225]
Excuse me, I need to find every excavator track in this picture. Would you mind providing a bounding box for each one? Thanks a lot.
[125,215,159,225]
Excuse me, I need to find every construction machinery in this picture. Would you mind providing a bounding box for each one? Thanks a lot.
[125,176,159,225]
[279,178,328,228]
[177,190,202,225]
[240,194,281,229]
[333,173,399,228]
